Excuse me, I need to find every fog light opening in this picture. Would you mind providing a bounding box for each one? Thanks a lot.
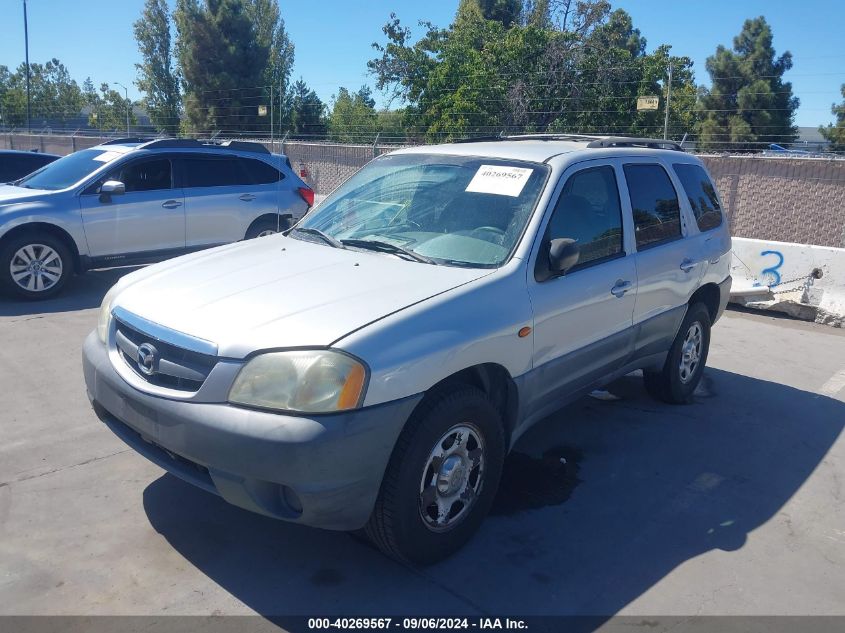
[280,485,303,515]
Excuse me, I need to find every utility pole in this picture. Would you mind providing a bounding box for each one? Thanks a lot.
[113,82,129,135]
[270,84,274,152]
[23,0,31,134]
[663,61,672,140]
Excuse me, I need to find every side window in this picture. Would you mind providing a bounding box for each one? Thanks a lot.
[239,158,283,184]
[672,163,723,232]
[110,158,172,193]
[182,157,251,188]
[544,165,624,271]
[623,163,681,250]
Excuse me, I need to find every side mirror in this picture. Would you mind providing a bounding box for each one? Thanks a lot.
[99,180,125,203]
[548,238,580,275]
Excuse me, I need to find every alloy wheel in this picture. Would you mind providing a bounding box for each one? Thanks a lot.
[9,243,64,293]
[679,321,703,384]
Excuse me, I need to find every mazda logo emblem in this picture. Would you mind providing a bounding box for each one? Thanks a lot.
[137,342,159,376]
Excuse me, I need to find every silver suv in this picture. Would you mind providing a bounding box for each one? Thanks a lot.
[0,138,312,299]
[83,135,732,564]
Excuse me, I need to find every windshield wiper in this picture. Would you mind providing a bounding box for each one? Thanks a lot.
[341,238,436,264]
[289,227,345,249]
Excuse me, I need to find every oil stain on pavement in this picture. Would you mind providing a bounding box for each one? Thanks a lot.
[491,446,583,516]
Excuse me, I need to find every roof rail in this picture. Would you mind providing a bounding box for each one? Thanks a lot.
[137,138,270,154]
[453,135,505,144]
[505,133,605,142]
[585,137,684,152]
[100,137,156,145]
[451,133,684,151]
[217,140,270,154]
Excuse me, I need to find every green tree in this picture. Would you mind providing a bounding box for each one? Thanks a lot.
[287,78,326,138]
[247,0,295,123]
[88,83,137,132]
[134,0,182,134]
[328,86,379,143]
[819,85,845,152]
[369,2,697,141]
[697,16,798,151]
[0,59,83,128]
[174,0,293,134]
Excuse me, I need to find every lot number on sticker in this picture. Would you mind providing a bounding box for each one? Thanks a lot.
[466,165,534,197]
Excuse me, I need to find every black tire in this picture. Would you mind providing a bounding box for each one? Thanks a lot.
[0,233,73,300]
[643,302,711,404]
[365,385,505,565]
[245,216,290,239]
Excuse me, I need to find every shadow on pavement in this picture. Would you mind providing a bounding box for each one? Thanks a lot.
[142,367,844,622]
[0,267,140,317]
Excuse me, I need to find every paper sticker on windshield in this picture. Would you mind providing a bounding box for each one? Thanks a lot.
[465,165,533,197]
[93,151,121,163]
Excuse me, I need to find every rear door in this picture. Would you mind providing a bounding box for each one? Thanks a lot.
[619,159,704,361]
[238,156,302,226]
[178,154,258,248]
[78,155,185,260]
[525,160,637,417]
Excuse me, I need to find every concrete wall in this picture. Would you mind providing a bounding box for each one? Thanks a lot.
[730,237,845,327]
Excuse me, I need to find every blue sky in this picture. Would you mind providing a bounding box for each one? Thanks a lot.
[1,0,843,127]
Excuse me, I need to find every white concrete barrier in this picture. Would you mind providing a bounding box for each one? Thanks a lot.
[730,237,845,327]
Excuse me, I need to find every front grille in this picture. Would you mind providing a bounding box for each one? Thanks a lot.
[114,318,217,392]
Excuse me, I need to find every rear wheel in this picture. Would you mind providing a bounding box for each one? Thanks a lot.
[245,216,290,239]
[643,302,711,404]
[0,234,72,300]
[365,386,505,565]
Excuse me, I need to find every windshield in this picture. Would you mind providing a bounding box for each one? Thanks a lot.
[17,148,121,191]
[294,153,549,268]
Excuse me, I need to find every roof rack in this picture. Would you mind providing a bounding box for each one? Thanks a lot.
[136,138,270,154]
[585,137,684,151]
[453,135,506,144]
[452,133,684,152]
[100,137,156,145]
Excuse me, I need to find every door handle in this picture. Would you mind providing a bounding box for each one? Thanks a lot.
[680,259,696,273]
[611,280,632,298]
[161,200,182,209]
[239,194,256,202]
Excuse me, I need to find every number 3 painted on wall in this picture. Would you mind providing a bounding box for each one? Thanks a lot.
[760,250,783,286]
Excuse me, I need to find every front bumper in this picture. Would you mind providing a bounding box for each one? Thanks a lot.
[83,332,422,531]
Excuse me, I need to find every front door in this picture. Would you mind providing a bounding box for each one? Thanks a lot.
[526,160,637,418]
[78,156,185,261]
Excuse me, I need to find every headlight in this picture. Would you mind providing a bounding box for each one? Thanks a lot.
[228,350,367,413]
[96,284,122,343]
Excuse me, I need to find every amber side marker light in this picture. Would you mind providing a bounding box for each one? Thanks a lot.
[336,362,367,409]
[518,326,532,338]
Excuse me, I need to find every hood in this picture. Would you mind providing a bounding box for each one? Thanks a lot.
[113,235,492,358]
[0,185,53,205]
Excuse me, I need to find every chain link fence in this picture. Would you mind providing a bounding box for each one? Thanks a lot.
[3,132,843,248]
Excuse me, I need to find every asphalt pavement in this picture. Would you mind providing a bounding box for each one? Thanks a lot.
[1,269,844,620]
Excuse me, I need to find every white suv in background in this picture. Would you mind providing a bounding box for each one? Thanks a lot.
[83,135,732,564]
[0,138,312,299]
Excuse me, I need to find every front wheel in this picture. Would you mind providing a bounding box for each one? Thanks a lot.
[245,216,290,239]
[365,386,505,565]
[644,302,711,404]
[0,234,72,300]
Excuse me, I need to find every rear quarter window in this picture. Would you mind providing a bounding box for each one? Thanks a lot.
[672,163,723,232]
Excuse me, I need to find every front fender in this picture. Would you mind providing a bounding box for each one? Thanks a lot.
[0,201,88,254]
[335,267,534,407]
